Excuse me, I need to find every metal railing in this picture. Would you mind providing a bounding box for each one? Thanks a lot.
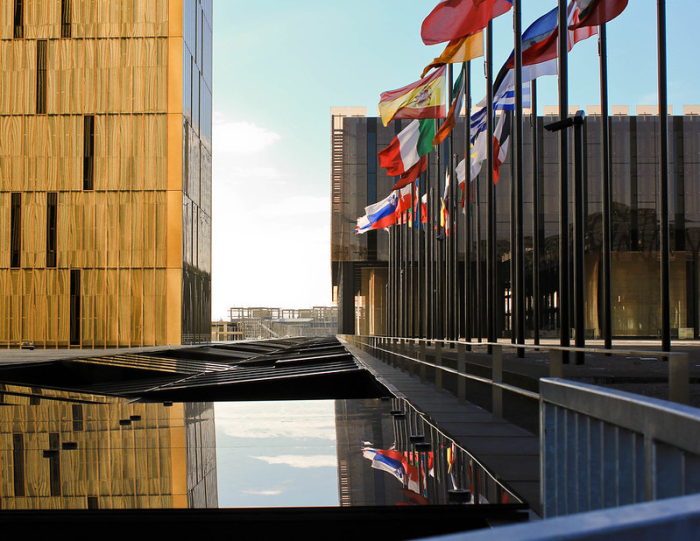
[540,377,700,518]
[340,335,692,407]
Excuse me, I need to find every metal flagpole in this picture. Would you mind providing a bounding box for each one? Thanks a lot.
[557,0,571,361]
[486,20,497,348]
[514,0,525,357]
[446,64,455,341]
[658,0,671,352]
[464,60,472,346]
[573,110,586,364]
[531,80,541,346]
[599,23,613,350]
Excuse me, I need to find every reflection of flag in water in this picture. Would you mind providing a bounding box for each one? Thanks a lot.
[361,447,406,484]
[447,442,458,490]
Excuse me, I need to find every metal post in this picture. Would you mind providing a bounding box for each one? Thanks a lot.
[514,0,525,358]
[573,111,586,364]
[558,0,571,362]
[492,344,503,419]
[599,24,613,351]
[457,342,467,403]
[669,352,689,405]
[435,341,443,391]
[657,0,671,352]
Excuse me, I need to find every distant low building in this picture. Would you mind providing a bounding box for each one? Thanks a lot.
[225,306,338,340]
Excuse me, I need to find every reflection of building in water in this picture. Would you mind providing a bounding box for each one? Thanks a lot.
[335,399,405,506]
[0,385,216,509]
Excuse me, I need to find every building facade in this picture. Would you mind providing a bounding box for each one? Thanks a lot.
[0,0,212,347]
[331,105,700,340]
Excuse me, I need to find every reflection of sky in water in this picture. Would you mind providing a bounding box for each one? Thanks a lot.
[215,400,339,507]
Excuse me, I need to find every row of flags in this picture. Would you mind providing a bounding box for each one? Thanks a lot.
[355,0,629,235]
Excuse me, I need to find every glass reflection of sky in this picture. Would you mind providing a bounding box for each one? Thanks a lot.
[215,400,339,508]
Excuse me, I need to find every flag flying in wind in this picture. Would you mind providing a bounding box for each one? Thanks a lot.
[492,111,511,184]
[467,111,511,184]
[569,0,628,29]
[506,2,597,68]
[391,155,428,191]
[421,32,484,78]
[379,66,447,127]
[421,0,513,46]
[378,119,434,176]
[355,192,398,234]
[395,183,413,225]
[433,65,465,146]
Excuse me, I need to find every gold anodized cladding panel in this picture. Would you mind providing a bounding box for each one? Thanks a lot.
[0,0,212,348]
[0,389,188,509]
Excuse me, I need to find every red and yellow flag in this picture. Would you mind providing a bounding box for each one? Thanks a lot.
[378,66,447,127]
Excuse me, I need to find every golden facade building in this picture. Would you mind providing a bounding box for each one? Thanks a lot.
[0,0,212,347]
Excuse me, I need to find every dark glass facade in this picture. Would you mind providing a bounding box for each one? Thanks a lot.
[331,107,700,339]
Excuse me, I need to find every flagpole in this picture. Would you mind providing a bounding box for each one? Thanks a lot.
[514,0,525,357]
[486,20,497,349]
[658,0,671,352]
[599,23,613,350]
[558,0,571,360]
[419,172,426,339]
[426,159,434,339]
[464,60,472,346]
[446,63,455,341]
[531,79,540,346]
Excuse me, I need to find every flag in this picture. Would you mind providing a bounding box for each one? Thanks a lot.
[391,155,427,191]
[421,0,513,46]
[433,65,465,146]
[355,192,398,234]
[371,450,406,483]
[413,180,421,227]
[569,0,628,29]
[395,183,413,224]
[440,171,450,235]
[379,67,447,127]
[421,192,429,225]
[506,2,597,68]
[421,32,484,78]
[467,111,510,184]
[493,111,511,184]
[378,119,434,176]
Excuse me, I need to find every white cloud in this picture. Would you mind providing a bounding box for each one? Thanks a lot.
[242,489,284,496]
[252,455,338,469]
[213,117,281,155]
[215,401,337,441]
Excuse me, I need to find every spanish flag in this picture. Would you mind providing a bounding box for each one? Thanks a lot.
[378,66,447,127]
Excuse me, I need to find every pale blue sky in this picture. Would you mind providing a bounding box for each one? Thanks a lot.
[211,1,699,319]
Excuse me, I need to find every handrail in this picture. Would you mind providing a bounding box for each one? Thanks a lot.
[340,334,691,406]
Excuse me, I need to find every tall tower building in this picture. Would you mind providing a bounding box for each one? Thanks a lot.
[0,0,212,347]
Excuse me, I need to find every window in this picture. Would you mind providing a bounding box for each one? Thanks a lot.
[83,116,94,190]
[37,40,47,114]
[70,270,81,345]
[49,432,61,496]
[46,192,57,267]
[61,0,72,38]
[13,0,23,39]
[10,193,21,268]
[12,434,25,496]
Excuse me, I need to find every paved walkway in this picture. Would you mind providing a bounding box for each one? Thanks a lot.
[342,340,542,516]
[342,338,700,518]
